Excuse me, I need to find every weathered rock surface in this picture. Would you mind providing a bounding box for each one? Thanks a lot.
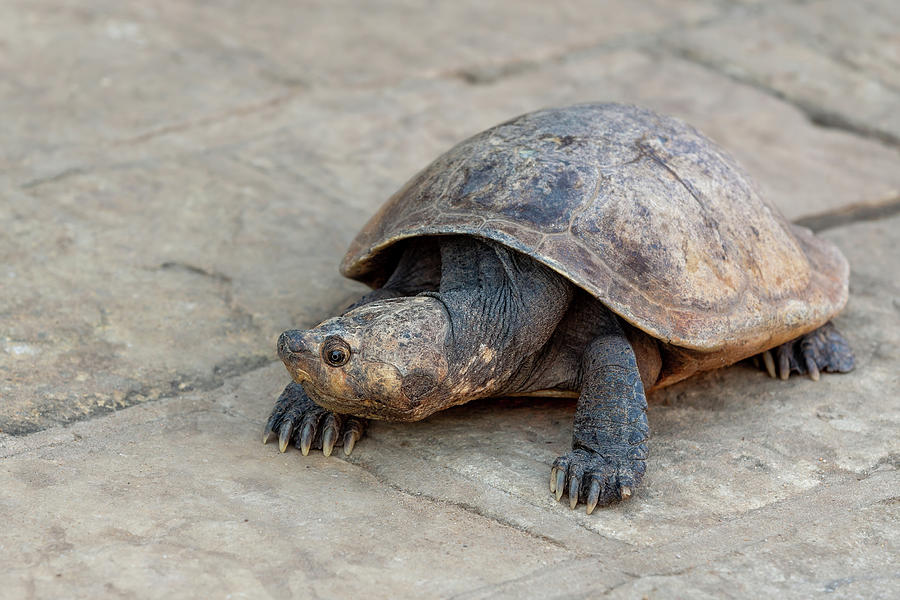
[670,0,900,145]
[1,0,898,597]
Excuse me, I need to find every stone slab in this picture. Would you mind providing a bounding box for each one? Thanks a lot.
[0,0,721,186]
[0,367,572,599]
[670,0,900,145]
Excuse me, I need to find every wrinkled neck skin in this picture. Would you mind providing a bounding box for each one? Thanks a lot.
[426,237,573,406]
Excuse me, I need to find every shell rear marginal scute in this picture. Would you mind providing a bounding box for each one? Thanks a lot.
[341,103,849,354]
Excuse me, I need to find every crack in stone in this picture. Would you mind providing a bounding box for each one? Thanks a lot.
[793,196,900,232]
[823,573,900,594]
[665,45,900,149]
[450,58,545,86]
[16,127,283,191]
[799,104,900,148]
[20,167,86,190]
[112,94,296,147]
[2,354,276,436]
[443,0,813,89]
[157,260,261,336]
[452,560,632,600]
[343,457,570,551]
[621,565,695,580]
[159,261,232,284]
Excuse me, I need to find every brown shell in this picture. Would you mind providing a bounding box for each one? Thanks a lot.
[341,103,848,371]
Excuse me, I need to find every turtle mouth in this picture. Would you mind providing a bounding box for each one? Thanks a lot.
[302,384,421,422]
[290,368,311,383]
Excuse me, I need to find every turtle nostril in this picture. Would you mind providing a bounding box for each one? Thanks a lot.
[277,330,308,359]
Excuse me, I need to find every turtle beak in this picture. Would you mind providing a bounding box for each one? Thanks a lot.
[277,329,315,382]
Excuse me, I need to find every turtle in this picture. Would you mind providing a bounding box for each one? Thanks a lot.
[263,102,854,513]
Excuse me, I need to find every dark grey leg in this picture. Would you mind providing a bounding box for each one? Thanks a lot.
[551,321,649,513]
[757,321,855,381]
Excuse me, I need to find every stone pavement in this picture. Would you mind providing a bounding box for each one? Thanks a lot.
[1,1,897,597]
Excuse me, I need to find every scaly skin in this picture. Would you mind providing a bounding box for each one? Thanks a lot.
[551,325,649,514]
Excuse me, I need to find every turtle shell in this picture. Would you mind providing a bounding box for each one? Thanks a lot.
[341,103,848,368]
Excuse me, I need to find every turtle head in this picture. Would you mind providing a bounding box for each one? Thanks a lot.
[277,296,451,421]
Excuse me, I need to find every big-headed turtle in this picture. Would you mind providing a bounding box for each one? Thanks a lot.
[264,103,854,512]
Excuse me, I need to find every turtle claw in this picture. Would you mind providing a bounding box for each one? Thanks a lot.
[278,421,293,453]
[342,430,358,456]
[265,382,368,457]
[262,426,276,445]
[321,426,336,457]
[551,448,644,512]
[299,421,315,456]
[342,417,365,456]
[805,355,820,381]
[762,350,776,379]
[586,480,601,515]
[754,322,854,381]
[554,468,566,502]
[568,476,580,510]
[777,343,791,380]
[320,414,340,457]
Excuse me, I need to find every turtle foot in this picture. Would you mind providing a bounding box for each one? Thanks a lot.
[263,382,366,456]
[757,321,854,381]
[550,448,645,514]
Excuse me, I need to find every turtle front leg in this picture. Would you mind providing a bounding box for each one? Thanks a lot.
[757,321,855,381]
[551,327,649,514]
[263,382,366,456]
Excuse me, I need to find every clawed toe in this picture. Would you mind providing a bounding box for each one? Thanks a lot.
[756,321,854,381]
[762,349,776,379]
[298,420,315,455]
[777,343,792,380]
[551,449,644,513]
[343,428,359,456]
[586,480,601,514]
[279,420,294,453]
[263,382,366,457]
[262,425,276,445]
[551,466,565,502]
[804,354,820,382]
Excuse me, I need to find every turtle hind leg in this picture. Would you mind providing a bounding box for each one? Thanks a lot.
[758,321,854,381]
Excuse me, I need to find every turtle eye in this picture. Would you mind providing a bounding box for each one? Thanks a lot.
[322,336,351,367]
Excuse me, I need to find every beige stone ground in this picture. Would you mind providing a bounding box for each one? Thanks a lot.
[1,1,898,598]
